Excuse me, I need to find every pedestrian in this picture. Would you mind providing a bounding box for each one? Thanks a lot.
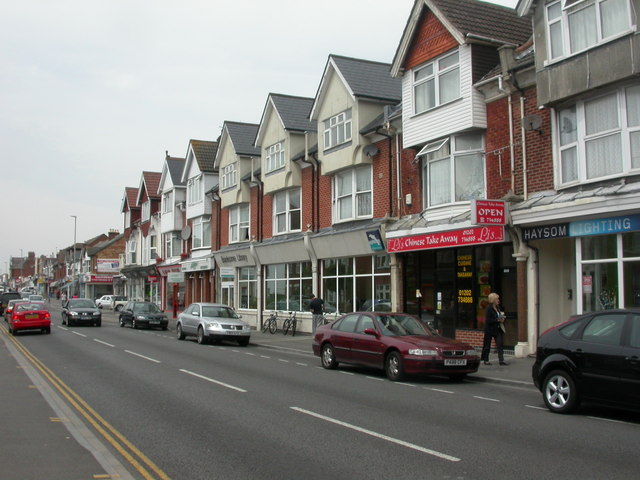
[480,292,509,366]
[309,293,324,333]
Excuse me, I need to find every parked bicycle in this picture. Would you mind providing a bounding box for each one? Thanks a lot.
[262,311,278,334]
[282,311,297,336]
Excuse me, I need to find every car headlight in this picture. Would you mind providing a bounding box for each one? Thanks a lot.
[408,349,438,356]
[70,311,79,316]
[136,315,146,320]
[243,325,251,331]
[206,322,221,330]
[466,349,479,357]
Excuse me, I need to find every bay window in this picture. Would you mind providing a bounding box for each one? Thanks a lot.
[192,217,211,249]
[558,85,640,186]
[142,201,150,222]
[419,133,485,207]
[333,166,372,222]
[162,192,173,213]
[165,232,181,258]
[413,50,460,114]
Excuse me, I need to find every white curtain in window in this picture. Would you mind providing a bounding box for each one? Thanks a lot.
[569,4,597,52]
[455,153,484,201]
[415,80,435,113]
[585,93,619,135]
[429,158,450,206]
[586,133,622,178]
[601,0,628,38]
[561,147,579,182]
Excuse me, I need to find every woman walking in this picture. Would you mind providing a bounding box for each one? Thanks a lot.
[481,292,509,366]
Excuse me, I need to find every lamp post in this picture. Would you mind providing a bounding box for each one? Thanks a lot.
[71,215,77,298]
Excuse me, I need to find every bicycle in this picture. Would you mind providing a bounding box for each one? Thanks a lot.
[282,311,297,336]
[262,311,278,334]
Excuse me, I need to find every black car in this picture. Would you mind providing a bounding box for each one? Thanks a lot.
[119,301,168,330]
[0,291,21,315]
[532,309,640,414]
[62,298,102,327]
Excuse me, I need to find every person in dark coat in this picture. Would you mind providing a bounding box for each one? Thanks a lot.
[481,292,509,366]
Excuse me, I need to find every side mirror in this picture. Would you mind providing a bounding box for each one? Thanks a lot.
[364,328,379,337]
[193,311,200,317]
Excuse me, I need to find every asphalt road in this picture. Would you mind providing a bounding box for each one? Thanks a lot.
[3,303,640,480]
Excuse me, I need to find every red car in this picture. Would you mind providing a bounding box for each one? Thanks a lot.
[312,312,480,381]
[8,301,51,335]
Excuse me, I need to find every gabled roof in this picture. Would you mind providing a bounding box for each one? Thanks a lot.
[167,157,185,186]
[190,139,218,173]
[255,93,316,146]
[137,171,162,205]
[87,233,124,256]
[225,121,261,157]
[121,187,139,213]
[310,54,402,120]
[391,0,532,76]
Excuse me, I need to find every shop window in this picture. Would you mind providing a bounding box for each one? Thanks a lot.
[264,262,312,312]
[239,267,257,310]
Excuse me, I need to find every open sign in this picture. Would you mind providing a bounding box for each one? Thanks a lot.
[471,200,506,225]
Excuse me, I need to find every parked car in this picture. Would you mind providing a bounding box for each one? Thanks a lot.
[8,301,51,335]
[4,298,28,322]
[532,309,640,414]
[110,295,128,312]
[62,298,102,327]
[119,301,168,330]
[177,303,251,346]
[312,312,480,381]
[95,295,114,309]
[0,291,22,315]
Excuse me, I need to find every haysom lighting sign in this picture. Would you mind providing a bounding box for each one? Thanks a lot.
[522,214,640,241]
[387,225,504,253]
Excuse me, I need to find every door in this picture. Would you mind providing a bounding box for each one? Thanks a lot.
[331,314,359,362]
[621,313,640,406]
[182,304,199,334]
[350,314,385,368]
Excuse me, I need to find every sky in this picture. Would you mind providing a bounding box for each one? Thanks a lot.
[0,0,518,276]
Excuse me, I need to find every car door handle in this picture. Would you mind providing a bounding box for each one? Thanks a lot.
[626,356,639,363]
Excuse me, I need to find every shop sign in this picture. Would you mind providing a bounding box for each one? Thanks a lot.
[220,267,235,280]
[147,275,159,283]
[582,275,593,294]
[522,223,569,241]
[157,264,181,276]
[387,226,504,253]
[569,214,640,237]
[181,257,215,272]
[89,274,114,284]
[366,229,385,252]
[97,259,120,273]
[471,200,506,225]
[167,272,184,284]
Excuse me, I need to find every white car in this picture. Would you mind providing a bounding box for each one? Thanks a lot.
[95,295,114,309]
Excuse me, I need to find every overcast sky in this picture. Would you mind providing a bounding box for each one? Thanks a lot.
[0,0,518,276]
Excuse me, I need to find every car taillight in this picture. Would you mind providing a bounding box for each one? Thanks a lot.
[12,313,19,321]
[44,312,51,319]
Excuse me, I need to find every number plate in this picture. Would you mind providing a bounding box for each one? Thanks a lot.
[25,314,39,320]
[225,330,241,335]
[444,359,467,366]
[150,321,160,324]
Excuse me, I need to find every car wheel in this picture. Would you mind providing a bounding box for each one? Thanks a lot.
[385,351,405,381]
[197,326,207,345]
[237,337,250,347]
[321,343,338,369]
[543,369,579,414]
[132,319,137,329]
[67,317,74,327]
[176,323,185,340]
[119,318,125,327]
[44,327,51,334]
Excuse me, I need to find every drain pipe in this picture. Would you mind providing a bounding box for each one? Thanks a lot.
[498,75,515,192]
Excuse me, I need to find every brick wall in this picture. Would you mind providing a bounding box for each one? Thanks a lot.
[404,10,458,70]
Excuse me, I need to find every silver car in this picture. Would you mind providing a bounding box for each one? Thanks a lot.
[177,303,251,346]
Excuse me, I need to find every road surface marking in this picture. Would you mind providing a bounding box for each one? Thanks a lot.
[525,405,547,410]
[427,388,454,394]
[366,376,385,381]
[72,331,87,338]
[473,395,500,402]
[396,382,416,387]
[291,407,460,462]
[94,339,115,348]
[179,369,247,392]
[125,350,160,364]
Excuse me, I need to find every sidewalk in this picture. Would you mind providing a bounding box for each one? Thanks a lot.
[248,329,536,387]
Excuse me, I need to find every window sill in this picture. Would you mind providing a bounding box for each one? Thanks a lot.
[410,97,463,120]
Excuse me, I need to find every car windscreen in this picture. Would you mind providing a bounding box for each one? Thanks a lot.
[133,303,160,313]
[70,299,96,308]
[202,306,237,318]
[377,314,430,337]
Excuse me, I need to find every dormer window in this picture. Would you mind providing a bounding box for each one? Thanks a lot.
[142,200,151,222]
[413,50,460,114]
[221,163,237,190]
[546,0,632,61]
[266,142,285,173]
[323,109,352,151]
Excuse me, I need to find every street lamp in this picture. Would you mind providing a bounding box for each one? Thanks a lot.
[71,215,77,298]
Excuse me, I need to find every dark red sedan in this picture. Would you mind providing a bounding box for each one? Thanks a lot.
[8,301,51,335]
[312,312,480,381]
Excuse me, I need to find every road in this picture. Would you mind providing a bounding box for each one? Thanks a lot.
[3,302,640,480]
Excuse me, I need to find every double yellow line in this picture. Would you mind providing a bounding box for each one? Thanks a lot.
[1,324,171,480]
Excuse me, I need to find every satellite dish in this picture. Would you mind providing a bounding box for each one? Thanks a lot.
[523,114,542,132]
[181,225,191,240]
[363,144,379,157]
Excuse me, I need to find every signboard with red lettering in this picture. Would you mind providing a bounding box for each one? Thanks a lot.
[89,274,114,284]
[387,226,504,253]
[471,200,506,225]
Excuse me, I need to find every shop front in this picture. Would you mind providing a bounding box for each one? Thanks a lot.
[387,223,513,347]
[81,273,115,300]
[180,256,215,305]
[120,264,159,303]
[157,263,184,312]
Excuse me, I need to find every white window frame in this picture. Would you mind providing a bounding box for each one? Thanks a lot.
[273,188,301,235]
[192,217,212,249]
[229,204,250,243]
[332,166,372,223]
[128,238,137,264]
[142,200,151,222]
[188,175,203,205]
[162,191,173,214]
[149,234,157,260]
[556,85,640,187]
[413,49,460,115]
[266,141,285,173]
[323,109,352,151]
[165,232,181,258]
[221,163,237,190]
[545,0,632,62]
[420,133,485,208]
